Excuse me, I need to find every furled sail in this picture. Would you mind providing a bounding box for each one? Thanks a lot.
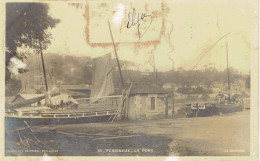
[90,53,114,103]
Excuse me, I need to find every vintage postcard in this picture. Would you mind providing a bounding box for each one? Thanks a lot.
[0,0,258,161]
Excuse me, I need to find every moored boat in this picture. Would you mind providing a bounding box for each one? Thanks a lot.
[187,41,245,117]
[5,23,130,127]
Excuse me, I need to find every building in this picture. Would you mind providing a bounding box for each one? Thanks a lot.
[126,83,168,120]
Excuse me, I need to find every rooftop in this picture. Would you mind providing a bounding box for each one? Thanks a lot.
[129,82,167,95]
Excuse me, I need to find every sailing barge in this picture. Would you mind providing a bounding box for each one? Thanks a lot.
[5,53,124,126]
[5,95,121,126]
[5,23,129,126]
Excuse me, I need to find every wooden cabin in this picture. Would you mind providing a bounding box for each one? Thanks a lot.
[126,83,168,120]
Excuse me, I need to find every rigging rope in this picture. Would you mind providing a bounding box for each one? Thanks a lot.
[192,33,231,70]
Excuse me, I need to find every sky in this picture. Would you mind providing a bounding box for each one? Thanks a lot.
[44,0,257,73]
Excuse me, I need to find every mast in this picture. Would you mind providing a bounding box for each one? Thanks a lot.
[108,22,125,90]
[226,41,231,100]
[153,53,158,87]
[39,41,49,92]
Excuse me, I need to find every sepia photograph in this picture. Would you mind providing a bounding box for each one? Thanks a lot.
[1,0,259,160]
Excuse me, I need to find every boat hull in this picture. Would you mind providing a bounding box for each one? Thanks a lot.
[187,104,244,117]
[5,115,113,127]
[217,104,244,114]
[187,106,219,117]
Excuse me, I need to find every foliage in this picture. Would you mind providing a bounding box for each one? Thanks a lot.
[5,3,60,96]
[177,86,213,95]
[6,3,60,70]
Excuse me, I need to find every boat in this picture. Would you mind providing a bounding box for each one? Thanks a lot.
[5,23,129,127]
[5,53,123,126]
[215,93,244,114]
[187,41,244,117]
[186,103,217,117]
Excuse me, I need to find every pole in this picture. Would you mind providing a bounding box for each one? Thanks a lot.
[155,70,158,87]
[172,90,175,119]
[226,42,231,100]
[153,53,157,87]
[108,21,125,89]
[165,96,168,118]
[39,41,48,92]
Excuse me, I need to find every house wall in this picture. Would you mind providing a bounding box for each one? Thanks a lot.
[127,94,166,120]
[126,96,136,120]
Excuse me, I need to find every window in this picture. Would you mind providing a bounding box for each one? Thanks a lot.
[150,97,155,110]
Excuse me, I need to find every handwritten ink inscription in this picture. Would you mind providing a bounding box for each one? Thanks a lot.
[126,8,153,40]
[88,2,162,43]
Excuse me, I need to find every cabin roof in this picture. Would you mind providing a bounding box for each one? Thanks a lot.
[12,94,44,103]
[129,83,167,95]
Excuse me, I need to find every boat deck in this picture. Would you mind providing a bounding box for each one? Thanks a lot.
[6,104,118,119]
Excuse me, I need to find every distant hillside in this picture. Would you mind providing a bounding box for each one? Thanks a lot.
[20,53,93,86]
[7,53,249,96]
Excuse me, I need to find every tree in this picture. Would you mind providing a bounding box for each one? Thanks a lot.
[6,3,60,96]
